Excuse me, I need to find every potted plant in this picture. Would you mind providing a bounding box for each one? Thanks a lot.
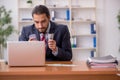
[117,10,120,52]
[0,6,15,59]
[117,10,120,30]
[26,0,33,7]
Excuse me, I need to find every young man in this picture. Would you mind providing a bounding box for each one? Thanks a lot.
[19,5,72,61]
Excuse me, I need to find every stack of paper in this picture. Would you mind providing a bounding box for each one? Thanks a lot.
[87,55,118,68]
[116,60,120,71]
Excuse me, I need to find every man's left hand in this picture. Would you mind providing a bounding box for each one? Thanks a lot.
[48,39,57,52]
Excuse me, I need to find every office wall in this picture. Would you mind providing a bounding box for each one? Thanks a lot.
[0,0,18,40]
[0,0,18,61]
[105,0,120,59]
[97,0,120,59]
[0,0,120,60]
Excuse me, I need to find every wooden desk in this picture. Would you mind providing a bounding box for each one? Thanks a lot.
[0,61,120,80]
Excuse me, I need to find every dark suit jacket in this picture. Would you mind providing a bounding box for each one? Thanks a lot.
[19,21,72,61]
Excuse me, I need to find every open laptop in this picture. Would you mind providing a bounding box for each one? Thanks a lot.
[7,41,46,66]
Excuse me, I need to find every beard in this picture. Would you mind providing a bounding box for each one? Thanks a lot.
[38,28,47,33]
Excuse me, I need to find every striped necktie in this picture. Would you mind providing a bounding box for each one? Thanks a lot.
[40,33,47,50]
[40,33,45,41]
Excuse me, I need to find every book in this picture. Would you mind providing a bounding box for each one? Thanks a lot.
[73,36,77,48]
[66,9,70,20]
[93,37,96,48]
[90,50,96,57]
[90,23,96,34]
[51,10,55,20]
[71,36,77,48]
[88,55,116,63]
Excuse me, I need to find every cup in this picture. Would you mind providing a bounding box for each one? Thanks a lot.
[29,34,37,40]
[48,33,54,40]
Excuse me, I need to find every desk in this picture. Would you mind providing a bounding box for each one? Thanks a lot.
[0,61,120,80]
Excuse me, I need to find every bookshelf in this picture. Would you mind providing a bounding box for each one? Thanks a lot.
[18,0,98,61]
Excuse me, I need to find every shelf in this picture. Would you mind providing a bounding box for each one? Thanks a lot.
[18,0,98,59]
[71,20,96,23]
[71,6,96,9]
[52,20,70,23]
[72,34,96,37]
[19,20,70,23]
[72,47,96,50]
[19,21,33,23]
[47,6,69,9]
[18,7,33,10]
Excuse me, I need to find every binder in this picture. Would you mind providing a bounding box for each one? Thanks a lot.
[93,37,96,47]
[66,9,70,20]
[90,23,96,34]
[51,10,55,20]
[71,36,77,48]
[90,51,94,57]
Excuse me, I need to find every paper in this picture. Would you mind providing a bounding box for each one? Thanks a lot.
[46,64,77,67]
[88,55,116,63]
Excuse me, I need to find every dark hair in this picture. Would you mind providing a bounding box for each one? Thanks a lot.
[32,5,50,18]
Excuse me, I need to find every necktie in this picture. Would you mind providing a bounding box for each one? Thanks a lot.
[40,33,47,50]
[40,33,45,41]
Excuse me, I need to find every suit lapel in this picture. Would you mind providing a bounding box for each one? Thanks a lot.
[49,21,56,33]
[32,22,56,41]
[32,25,40,40]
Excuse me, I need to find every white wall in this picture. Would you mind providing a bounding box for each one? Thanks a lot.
[0,0,18,61]
[97,0,120,60]
[0,0,18,40]
[104,0,120,59]
[0,0,120,60]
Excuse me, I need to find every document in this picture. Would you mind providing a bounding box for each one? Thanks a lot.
[87,55,118,68]
[88,55,116,63]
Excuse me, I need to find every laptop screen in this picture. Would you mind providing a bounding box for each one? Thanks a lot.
[7,41,45,66]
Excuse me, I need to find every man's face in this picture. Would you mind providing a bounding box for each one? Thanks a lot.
[33,14,50,33]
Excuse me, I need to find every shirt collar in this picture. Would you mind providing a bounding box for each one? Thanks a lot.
[46,22,51,33]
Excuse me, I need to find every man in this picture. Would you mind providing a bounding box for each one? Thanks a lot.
[19,5,72,61]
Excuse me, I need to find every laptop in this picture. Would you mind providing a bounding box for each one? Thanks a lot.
[7,41,46,66]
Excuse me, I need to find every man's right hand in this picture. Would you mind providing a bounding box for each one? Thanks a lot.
[28,38,38,41]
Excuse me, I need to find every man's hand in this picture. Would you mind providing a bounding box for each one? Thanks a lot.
[28,37,38,41]
[48,39,57,52]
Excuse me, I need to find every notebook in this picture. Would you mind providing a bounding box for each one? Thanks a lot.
[7,41,46,66]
